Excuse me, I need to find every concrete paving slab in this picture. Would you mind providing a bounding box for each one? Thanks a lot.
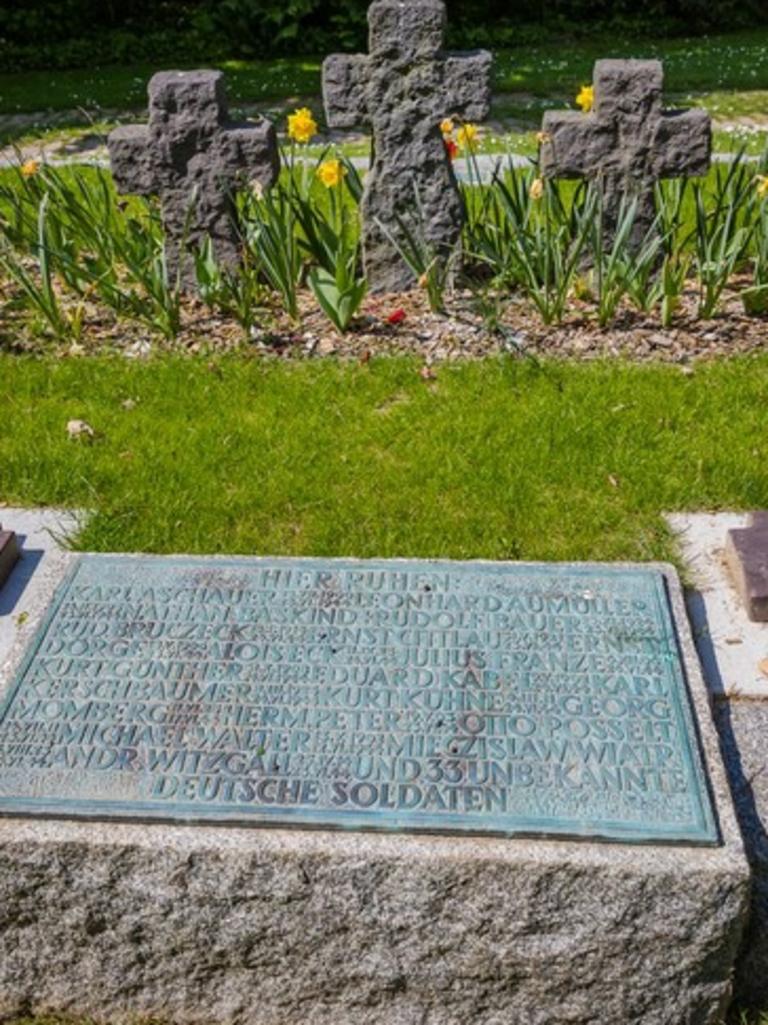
[667,511,768,699]
[0,507,80,673]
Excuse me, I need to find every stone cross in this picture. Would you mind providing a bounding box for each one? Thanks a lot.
[726,512,768,622]
[108,70,279,288]
[540,60,711,245]
[323,0,492,293]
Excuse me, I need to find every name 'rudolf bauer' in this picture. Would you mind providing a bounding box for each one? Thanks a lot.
[59,595,653,624]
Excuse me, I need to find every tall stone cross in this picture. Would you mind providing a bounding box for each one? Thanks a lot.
[540,60,711,245]
[323,0,492,293]
[108,70,279,288]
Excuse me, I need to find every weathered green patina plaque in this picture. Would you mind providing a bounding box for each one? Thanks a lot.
[0,555,718,843]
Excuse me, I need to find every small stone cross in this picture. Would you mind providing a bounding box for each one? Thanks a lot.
[540,60,711,245]
[323,0,492,293]
[726,512,768,623]
[108,70,279,288]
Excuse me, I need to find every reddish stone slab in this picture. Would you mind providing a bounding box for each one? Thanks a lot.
[725,512,768,622]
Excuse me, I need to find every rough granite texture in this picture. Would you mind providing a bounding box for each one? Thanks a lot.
[107,70,279,288]
[323,0,491,293]
[540,59,711,246]
[0,555,750,1025]
[715,700,768,1009]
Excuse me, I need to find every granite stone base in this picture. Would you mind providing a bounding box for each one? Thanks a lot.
[0,815,751,1025]
[716,700,768,1011]
[0,548,750,1025]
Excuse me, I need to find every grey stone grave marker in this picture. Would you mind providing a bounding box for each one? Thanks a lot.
[323,0,491,293]
[725,510,768,622]
[0,553,749,1025]
[0,554,719,841]
[540,59,711,245]
[108,70,279,288]
[0,526,19,589]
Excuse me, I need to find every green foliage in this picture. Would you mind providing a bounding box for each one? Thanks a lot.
[242,184,303,322]
[0,193,81,341]
[659,255,691,328]
[691,155,756,319]
[299,159,367,333]
[590,197,641,328]
[5,29,768,118]
[3,152,768,349]
[464,153,768,328]
[0,165,184,340]
[193,238,268,339]
[3,0,768,72]
[307,268,366,333]
[466,170,596,325]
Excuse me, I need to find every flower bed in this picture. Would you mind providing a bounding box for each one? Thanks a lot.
[1,108,768,360]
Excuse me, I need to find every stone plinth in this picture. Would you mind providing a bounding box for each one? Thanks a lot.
[0,812,748,1025]
[0,555,750,1025]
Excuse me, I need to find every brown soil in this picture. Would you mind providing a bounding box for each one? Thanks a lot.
[2,277,767,364]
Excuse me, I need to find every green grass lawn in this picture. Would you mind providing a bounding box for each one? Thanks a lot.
[1,355,767,562]
[3,27,768,118]
[4,28,768,159]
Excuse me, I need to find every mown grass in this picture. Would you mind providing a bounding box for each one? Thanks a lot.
[1,355,767,561]
[3,27,768,118]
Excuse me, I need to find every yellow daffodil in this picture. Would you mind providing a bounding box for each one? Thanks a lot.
[317,158,345,188]
[21,159,40,178]
[251,180,265,201]
[529,178,545,200]
[456,123,479,151]
[535,130,551,145]
[287,107,318,145]
[757,175,768,199]
[576,85,594,113]
[440,117,454,137]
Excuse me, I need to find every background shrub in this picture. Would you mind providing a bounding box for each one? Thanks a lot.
[1,0,767,70]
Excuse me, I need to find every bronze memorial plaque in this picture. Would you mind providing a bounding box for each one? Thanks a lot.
[0,555,718,843]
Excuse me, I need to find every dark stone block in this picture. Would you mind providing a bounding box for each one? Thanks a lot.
[0,529,19,589]
[725,512,768,623]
